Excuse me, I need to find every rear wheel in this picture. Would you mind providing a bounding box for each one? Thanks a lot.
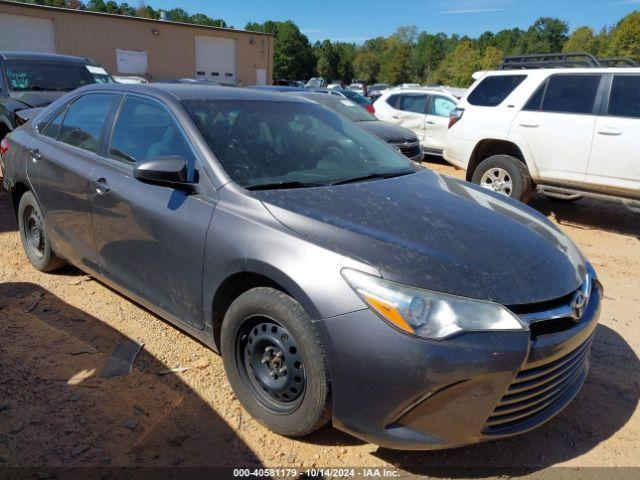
[472,154,533,203]
[221,287,331,437]
[18,191,66,272]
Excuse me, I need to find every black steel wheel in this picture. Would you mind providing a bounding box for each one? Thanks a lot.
[23,204,45,259]
[221,287,331,437]
[18,191,66,272]
[237,319,306,413]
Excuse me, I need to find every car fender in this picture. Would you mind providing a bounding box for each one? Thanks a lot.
[505,131,540,180]
[202,186,374,344]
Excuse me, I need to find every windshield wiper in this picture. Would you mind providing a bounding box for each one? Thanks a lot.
[246,180,325,191]
[328,169,414,186]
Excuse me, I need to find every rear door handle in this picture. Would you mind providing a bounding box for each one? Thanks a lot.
[518,123,539,128]
[28,147,42,162]
[426,120,436,125]
[91,178,110,195]
[597,128,622,136]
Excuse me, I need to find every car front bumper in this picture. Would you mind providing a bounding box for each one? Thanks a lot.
[316,283,601,450]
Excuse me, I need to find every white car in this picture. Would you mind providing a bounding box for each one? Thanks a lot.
[373,88,458,155]
[349,82,366,95]
[444,54,640,203]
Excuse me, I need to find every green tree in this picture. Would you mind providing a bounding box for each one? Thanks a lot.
[432,40,482,87]
[415,32,447,81]
[246,21,314,80]
[563,26,597,54]
[481,46,504,70]
[606,11,640,60]
[167,7,190,23]
[353,37,386,83]
[519,17,569,53]
[379,36,413,84]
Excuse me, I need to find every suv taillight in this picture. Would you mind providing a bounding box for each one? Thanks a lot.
[366,103,376,114]
[0,138,9,157]
[448,108,464,129]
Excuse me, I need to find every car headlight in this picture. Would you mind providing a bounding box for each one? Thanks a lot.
[342,268,527,340]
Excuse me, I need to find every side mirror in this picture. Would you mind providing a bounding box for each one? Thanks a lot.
[133,155,192,189]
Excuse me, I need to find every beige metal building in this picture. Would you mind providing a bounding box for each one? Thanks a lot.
[0,0,273,85]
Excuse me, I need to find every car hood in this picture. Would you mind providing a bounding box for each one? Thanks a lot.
[253,170,586,306]
[10,91,68,108]
[357,121,417,143]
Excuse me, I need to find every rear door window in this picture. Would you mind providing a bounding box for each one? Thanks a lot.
[58,93,119,153]
[397,94,427,114]
[386,94,401,108]
[431,96,457,117]
[607,75,640,119]
[541,75,602,114]
[42,107,67,140]
[467,75,526,106]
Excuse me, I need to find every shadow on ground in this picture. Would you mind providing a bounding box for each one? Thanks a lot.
[375,324,639,477]
[530,196,640,240]
[0,282,262,469]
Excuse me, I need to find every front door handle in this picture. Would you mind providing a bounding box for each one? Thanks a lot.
[518,122,539,128]
[28,147,42,162]
[91,178,111,195]
[597,128,622,136]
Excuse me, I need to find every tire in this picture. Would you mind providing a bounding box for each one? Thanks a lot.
[471,154,533,203]
[221,287,331,437]
[18,191,66,272]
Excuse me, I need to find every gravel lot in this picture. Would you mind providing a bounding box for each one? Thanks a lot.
[0,160,638,474]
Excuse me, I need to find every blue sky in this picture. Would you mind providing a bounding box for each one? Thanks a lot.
[146,0,640,43]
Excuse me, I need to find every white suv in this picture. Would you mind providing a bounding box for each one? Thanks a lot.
[374,88,458,155]
[444,62,640,203]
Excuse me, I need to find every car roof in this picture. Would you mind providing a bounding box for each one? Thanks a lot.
[0,51,96,64]
[72,83,312,103]
[246,85,306,92]
[382,87,458,98]
[479,67,640,76]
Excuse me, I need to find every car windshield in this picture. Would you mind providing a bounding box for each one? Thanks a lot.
[183,99,413,189]
[4,60,101,91]
[304,95,376,122]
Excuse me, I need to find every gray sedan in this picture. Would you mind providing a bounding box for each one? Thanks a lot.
[1,83,601,450]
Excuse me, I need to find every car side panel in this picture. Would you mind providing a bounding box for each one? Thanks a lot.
[586,115,640,195]
[26,135,98,268]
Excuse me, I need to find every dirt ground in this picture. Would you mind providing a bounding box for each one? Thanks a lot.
[0,160,638,476]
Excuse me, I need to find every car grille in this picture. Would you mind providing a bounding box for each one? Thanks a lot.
[391,141,422,159]
[483,335,593,436]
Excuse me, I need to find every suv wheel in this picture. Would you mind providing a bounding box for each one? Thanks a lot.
[18,191,66,272]
[472,155,533,203]
[221,287,331,437]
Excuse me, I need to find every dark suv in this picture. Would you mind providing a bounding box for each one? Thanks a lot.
[0,51,111,141]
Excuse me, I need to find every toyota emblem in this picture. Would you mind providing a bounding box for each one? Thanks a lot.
[571,290,588,320]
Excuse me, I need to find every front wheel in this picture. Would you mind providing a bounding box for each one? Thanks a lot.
[221,287,331,437]
[472,154,533,203]
[18,191,66,272]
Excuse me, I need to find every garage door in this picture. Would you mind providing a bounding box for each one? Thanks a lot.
[195,36,236,83]
[0,13,56,53]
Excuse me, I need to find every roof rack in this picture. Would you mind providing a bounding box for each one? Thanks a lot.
[500,52,638,69]
[598,57,639,67]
